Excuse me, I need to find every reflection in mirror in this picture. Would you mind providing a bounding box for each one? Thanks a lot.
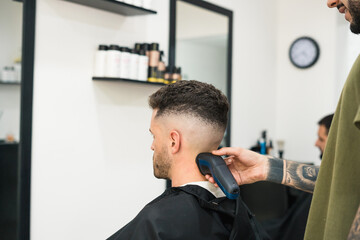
[173,0,232,147]
[176,1,228,95]
[0,0,22,142]
[0,0,23,239]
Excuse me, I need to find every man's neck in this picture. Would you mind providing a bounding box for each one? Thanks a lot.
[170,153,206,187]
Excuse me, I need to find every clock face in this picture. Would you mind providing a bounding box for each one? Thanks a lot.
[289,37,319,69]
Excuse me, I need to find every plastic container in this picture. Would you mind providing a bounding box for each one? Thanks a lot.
[138,49,149,81]
[105,45,121,78]
[119,47,131,79]
[129,49,139,80]
[94,45,108,77]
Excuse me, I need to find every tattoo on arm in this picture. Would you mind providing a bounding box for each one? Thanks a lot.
[348,204,360,240]
[266,157,319,193]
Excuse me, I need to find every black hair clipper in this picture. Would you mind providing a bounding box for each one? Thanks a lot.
[196,152,240,199]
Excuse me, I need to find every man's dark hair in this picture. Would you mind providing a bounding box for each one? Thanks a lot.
[318,113,334,134]
[149,80,229,130]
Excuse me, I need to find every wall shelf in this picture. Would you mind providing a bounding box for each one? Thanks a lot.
[93,77,165,86]
[63,0,157,16]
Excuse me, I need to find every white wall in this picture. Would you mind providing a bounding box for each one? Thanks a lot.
[208,0,278,149]
[275,0,343,165]
[31,0,358,239]
[31,0,168,239]
[0,0,22,141]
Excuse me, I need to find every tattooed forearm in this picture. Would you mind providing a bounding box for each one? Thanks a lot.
[266,157,319,193]
[348,204,360,239]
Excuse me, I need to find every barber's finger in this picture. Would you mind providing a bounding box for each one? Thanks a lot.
[212,147,241,157]
[223,157,233,165]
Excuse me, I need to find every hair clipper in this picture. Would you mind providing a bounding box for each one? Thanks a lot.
[196,152,240,199]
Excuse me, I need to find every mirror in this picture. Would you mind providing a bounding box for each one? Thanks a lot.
[169,0,232,147]
[0,0,22,141]
[0,1,22,239]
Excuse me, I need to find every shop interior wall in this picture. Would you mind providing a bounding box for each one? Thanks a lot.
[30,0,358,239]
[275,0,355,166]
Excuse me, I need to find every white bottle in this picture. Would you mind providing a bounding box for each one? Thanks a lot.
[1,66,16,82]
[138,49,149,81]
[93,45,108,77]
[119,47,131,79]
[105,45,121,78]
[129,49,139,80]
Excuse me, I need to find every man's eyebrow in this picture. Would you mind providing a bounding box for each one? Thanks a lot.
[149,129,153,134]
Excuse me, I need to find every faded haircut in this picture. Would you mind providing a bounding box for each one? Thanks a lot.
[148,80,229,130]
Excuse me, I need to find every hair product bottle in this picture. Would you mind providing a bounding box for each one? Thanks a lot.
[157,51,166,83]
[164,66,172,84]
[138,49,148,81]
[94,44,108,77]
[134,43,142,52]
[148,43,160,82]
[171,67,182,83]
[119,47,131,79]
[141,43,150,58]
[129,49,139,80]
[105,45,121,78]
[148,43,160,67]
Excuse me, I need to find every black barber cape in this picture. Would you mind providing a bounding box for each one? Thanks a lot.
[107,185,269,240]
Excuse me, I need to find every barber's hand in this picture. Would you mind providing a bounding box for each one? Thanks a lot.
[206,147,268,186]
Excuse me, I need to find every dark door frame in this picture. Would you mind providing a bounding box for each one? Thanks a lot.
[18,0,36,239]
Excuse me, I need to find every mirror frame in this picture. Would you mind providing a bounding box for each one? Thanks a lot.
[169,0,233,147]
[18,0,36,239]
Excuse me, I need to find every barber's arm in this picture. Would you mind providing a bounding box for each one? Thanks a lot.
[207,147,319,193]
[348,204,360,239]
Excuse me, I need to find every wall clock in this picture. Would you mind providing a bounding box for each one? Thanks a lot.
[289,37,320,69]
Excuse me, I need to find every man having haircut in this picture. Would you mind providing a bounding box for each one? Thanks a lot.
[107,80,266,240]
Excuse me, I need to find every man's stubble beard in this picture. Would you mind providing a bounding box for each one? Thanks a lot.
[153,145,172,179]
[349,0,360,34]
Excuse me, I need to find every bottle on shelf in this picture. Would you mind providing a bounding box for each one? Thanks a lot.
[147,43,160,83]
[93,44,108,77]
[119,47,131,79]
[171,66,182,82]
[129,48,139,80]
[138,49,149,81]
[105,45,121,78]
[141,43,150,58]
[157,51,166,83]
[164,66,172,84]
[277,140,285,158]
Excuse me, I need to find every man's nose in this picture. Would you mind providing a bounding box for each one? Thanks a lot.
[327,0,339,8]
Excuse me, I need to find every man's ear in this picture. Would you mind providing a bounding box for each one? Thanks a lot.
[170,130,181,154]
